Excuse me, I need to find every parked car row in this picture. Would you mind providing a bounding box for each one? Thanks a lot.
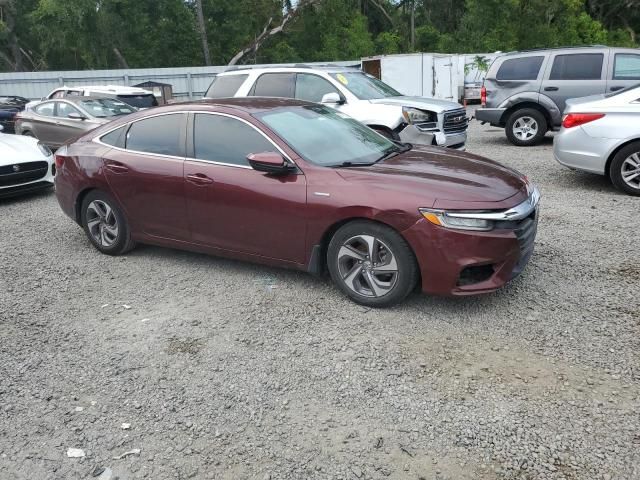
[2,48,638,306]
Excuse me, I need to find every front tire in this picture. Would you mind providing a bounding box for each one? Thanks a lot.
[610,141,640,196]
[81,190,135,255]
[327,221,418,307]
[505,108,547,146]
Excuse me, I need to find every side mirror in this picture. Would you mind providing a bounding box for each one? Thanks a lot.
[68,112,86,120]
[247,152,296,175]
[0,124,4,132]
[321,92,344,105]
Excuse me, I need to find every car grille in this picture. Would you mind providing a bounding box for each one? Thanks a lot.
[0,161,49,187]
[504,209,539,279]
[443,108,468,134]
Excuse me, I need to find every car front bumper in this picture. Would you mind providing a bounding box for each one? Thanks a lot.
[553,126,616,175]
[398,124,467,150]
[402,211,538,296]
[0,160,55,199]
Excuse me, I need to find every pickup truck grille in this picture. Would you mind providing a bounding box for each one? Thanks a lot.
[0,161,49,187]
[443,109,468,134]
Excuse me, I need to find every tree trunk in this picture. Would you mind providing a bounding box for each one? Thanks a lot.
[410,0,415,50]
[195,0,211,66]
[0,0,24,71]
[113,47,130,69]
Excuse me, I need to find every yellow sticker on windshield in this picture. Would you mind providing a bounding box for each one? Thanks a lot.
[336,73,349,85]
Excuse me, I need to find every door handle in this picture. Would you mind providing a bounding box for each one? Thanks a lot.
[104,161,129,173]
[544,86,559,92]
[186,173,213,185]
[610,86,624,92]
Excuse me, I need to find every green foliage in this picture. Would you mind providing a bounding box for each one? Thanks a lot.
[0,0,638,72]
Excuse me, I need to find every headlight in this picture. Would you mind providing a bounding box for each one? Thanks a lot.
[37,142,52,157]
[402,107,435,124]
[419,208,494,231]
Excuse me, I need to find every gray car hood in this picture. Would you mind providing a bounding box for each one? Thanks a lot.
[369,96,463,113]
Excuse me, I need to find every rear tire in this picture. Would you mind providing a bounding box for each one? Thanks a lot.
[80,190,136,255]
[505,108,547,146]
[327,221,418,307]
[609,141,640,196]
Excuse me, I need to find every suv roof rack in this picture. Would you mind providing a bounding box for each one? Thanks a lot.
[505,45,608,55]
[223,63,360,72]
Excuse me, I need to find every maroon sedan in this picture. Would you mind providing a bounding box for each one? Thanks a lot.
[54,98,540,307]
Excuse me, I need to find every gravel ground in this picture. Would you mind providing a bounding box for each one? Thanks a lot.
[1,118,639,480]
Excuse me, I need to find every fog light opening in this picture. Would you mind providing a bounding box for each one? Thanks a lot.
[457,264,495,287]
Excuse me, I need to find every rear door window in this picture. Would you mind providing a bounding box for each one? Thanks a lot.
[34,102,55,116]
[550,54,604,80]
[193,113,274,166]
[496,56,544,80]
[125,113,186,157]
[250,73,295,97]
[295,74,340,102]
[613,54,640,80]
[205,75,248,98]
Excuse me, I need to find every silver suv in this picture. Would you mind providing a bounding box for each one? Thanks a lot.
[204,66,468,149]
[475,46,640,146]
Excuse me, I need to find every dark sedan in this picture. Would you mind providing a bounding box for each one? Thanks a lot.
[0,95,29,133]
[16,96,136,148]
[54,98,540,307]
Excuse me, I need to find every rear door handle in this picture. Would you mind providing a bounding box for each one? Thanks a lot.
[544,86,559,92]
[104,161,129,173]
[610,86,624,92]
[186,173,214,185]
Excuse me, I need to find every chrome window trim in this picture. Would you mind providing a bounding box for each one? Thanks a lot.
[93,110,297,170]
[445,186,541,221]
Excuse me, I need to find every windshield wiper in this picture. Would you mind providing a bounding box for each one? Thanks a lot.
[374,143,412,163]
[328,161,375,168]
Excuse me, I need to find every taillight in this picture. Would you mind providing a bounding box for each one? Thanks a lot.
[54,154,67,168]
[480,86,487,107]
[562,113,605,129]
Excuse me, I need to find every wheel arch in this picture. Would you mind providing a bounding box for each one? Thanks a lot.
[308,216,420,281]
[500,102,552,128]
[605,137,640,178]
[74,187,96,224]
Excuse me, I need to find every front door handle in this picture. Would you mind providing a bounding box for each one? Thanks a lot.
[186,173,214,185]
[104,161,129,173]
[610,86,624,92]
[544,86,559,92]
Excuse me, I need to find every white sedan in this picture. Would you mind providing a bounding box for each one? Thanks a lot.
[553,84,640,196]
[0,126,55,199]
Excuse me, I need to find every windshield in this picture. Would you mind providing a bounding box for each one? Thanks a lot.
[81,98,137,118]
[255,105,396,167]
[329,72,402,100]
[117,94,158,108]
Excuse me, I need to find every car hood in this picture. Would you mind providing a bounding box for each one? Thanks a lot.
[0,133,50,165]
[369,96,463,113]
[336,146,528,209]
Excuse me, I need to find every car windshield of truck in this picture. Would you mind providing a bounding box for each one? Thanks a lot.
[117,94,158,108]
[329,72,402,100]
[256,104,397,167]
[81,99,137,117]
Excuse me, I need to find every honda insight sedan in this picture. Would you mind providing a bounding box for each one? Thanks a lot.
[54,98,540,307]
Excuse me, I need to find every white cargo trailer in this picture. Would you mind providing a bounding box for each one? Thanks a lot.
[361,52,498,102]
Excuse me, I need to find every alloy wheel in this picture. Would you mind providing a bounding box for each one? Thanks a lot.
[336,234,399,298]
[621,152,640,190]
[512,116,538,141]
[86,200,119,247]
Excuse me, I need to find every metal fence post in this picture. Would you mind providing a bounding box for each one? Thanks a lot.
[124,74,129,86]
[187,73,193,100]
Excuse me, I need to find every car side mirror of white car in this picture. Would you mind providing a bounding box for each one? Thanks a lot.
[321,92,344,105]
[68,112,86,121]
[0,124,4,132]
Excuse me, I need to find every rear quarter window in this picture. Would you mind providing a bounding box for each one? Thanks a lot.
[496,56,544,81]
[205,74,248,98]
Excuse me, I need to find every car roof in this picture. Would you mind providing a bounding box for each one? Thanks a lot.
[218,65,363,75]
[58,85,152,94]
[170,97,317,112]
[56,95,135,104]
[501,45,610,57]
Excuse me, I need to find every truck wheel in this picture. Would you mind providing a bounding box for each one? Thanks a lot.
[505,109,547,147]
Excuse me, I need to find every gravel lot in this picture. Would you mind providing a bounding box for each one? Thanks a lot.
[1,117,639,480]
